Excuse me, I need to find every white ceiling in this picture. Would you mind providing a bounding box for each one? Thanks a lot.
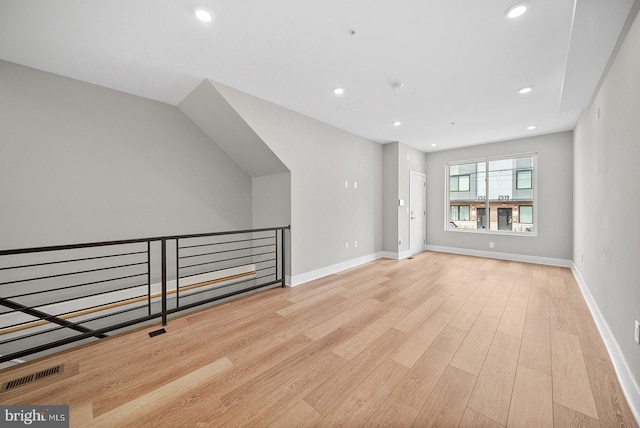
[0,0,635,152]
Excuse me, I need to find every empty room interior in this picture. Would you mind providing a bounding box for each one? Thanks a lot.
[1,0,639,427]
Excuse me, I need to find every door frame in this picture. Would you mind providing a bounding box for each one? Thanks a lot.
[497,207,513,231]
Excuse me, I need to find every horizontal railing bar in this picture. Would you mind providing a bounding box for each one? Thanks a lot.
[179,263,253,279]
[166,226,288,241]
[172,277,255,299]
[179,236,274,250]
[174,276,258,301]
[4,299,153,345]
[6,273,147,299]
[178,264,256,280]
[0,250,148,272]
[0,262,147,287]
[178,243,276,260]
[180,254,256,270]
[0,277,282,363]
[256,270,276,277]
[0,291,148,333]
[0,240,150,257]
[0,324,70,346]
[0,313,163,363]
[0,301,153,346]
[179,262,274,281]
[1,272,254,335]
[0,297,108,340]
[0,290,149,333]
[7,282,150,315]
[180,268,277,289]
[171,280,281,313]
[180,253,275,271]
[253,257,277,265]
[72,303,153,327]
[0,226,289,257]
[69,273,255,328]
[255,273,276,282]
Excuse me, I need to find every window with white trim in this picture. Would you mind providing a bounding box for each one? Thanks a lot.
[450,205,470,221]
[450,174,470,192]
[446,155,536,234]
[519,205,533,224]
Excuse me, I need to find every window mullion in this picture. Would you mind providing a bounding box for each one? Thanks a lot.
[485,161,489,229]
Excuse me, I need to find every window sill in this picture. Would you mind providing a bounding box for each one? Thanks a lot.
[444,227,538,238]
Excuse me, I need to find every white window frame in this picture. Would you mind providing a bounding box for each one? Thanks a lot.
[444,153,538,236]
[519,205,533,224]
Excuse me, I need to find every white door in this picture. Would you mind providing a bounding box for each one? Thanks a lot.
[410,171,426,255]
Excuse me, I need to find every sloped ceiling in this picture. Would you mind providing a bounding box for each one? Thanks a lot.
[179,80,288,178]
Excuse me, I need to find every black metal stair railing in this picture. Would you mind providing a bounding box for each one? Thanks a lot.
[0,226,289,364]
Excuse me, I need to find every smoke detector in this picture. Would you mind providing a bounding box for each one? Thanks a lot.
[391,81,404,90]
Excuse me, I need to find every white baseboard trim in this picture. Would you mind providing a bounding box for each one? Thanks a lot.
[424,245,572,268]
[287,245,570,288]
[377,250,413,261]
[288,252,389,287]
[378,251,399,260]
[571,264,640,424]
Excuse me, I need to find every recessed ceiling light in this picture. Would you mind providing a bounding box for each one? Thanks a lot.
[518,86,533,94]
[333,87,345,95]
[393,121,402,127]
[505,4,527,19]
[195,8,213,22]
[527,125,537,130]
[431,143,437,147]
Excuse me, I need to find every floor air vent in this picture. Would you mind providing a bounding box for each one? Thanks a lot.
[2,364,64,391]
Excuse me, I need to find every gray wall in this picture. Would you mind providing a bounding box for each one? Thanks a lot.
[383,142,428,256]
[214,83,384,279]
[383,143,400,253]
[0,61,253,250]
[574,7,640,391]
[252,172,292,277]
[425,132,573,261]
[252,172,291,229]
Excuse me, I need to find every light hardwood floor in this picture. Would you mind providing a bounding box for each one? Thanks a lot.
[1,251,637,427]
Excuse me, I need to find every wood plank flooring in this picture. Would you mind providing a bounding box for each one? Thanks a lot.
[0,251,637,427]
